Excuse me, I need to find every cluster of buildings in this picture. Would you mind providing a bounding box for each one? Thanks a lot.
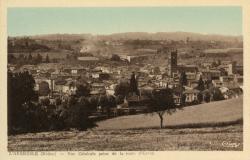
[7,48,243,108]
[121,50,243,107]
[8,61,127,101]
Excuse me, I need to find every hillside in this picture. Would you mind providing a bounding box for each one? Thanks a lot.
[97,32,242,42]
[9,32,242,42]
[95,96,243,130]
[8,97,243,151]
[8,32,243,62]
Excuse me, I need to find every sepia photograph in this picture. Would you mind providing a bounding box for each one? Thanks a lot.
[6,6,243,151]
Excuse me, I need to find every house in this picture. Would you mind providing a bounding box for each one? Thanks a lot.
[34,77,53,91]
[186,72,198,87]
[127,95,150,108]
[62,81,77,95]
[218,64,235,75]
[234,75,243,84]
[186,72,197,81]
[63,67,85,75]
[173,95,181,106]
[105,84,116,95]
[90,82,106,96]
[155,75,163,80]
[202,62,212,68]
[212,80,223,87]
[219,75,235,83]
[225,83,243,95]
[77,56,99,61]
[221,60,236,65]
[234,65,243,75]
[120,54,155,63]
[219,86,230,99]
[168,82,179,89]
[170,65,198,78]
[90,90,106,96]
[173,86,184,106]
[54,78,67,93]
[91,82,105,90]
[184,89,200,103]
[94,66,112,74]
[158,80,168,88]
[92,73,100,79]
[91,68,102,79]
[201,69,221,80]
[99,73,110,80]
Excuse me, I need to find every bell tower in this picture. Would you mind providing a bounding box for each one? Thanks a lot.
[168,50,178,77]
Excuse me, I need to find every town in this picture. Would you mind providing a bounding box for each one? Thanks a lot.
[6,6,244,152]
[7,36,243,120]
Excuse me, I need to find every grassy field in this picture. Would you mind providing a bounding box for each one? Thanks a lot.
[8,125,242,151]
[95,96,242,130]
[8,97,243,151]
[203,48,243,53]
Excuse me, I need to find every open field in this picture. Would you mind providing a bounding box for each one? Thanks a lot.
[95,96,243,130]
[8,125,242,151]
[203,48,243,53]
[8,97,243,151]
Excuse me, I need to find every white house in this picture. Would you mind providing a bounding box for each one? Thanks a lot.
[184,89,200,103]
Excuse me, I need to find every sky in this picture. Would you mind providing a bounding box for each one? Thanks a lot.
[7,7,242,36]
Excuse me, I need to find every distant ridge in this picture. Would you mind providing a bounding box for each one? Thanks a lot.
[97,32,242,42]
[9,32,242,42]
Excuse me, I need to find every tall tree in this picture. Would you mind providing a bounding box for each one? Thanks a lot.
[28,53,33,61]
[8,54,16,64]
[130,72,139,95]
[205,80,213,89]
[8,71,37,134]
[64,96,94,130]
[45,54,50,63]
[196,76,205,91]
[197,92,203,103]
[88,96,99,111]
[98,95,116,117]
[203,90,211,103]
[35,53,43,64]
[179,71,188,86]
[75,80,90,97]
[209,87,225,101]
[111,54,121,61]
[147,88,179,129]
[114,81,130,98]
[153,67,161,74]
[38,81,50,96]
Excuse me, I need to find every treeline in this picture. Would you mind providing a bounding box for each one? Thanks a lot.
[8,37,83,53]
[8,53,56,65]
[8,71,121,135]
[124,39,161,46]
[7,71,92,134]
[8,38,50,53]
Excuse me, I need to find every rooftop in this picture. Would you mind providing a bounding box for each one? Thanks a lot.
[78,57,99,61]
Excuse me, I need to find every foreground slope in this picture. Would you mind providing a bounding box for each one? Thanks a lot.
[8,125,242,151]
[8,97,243,151]
[95,96,243,130]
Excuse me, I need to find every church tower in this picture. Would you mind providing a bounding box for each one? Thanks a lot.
[168,50,178,77]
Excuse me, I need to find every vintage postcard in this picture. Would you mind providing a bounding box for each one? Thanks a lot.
[0,0,250,159]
